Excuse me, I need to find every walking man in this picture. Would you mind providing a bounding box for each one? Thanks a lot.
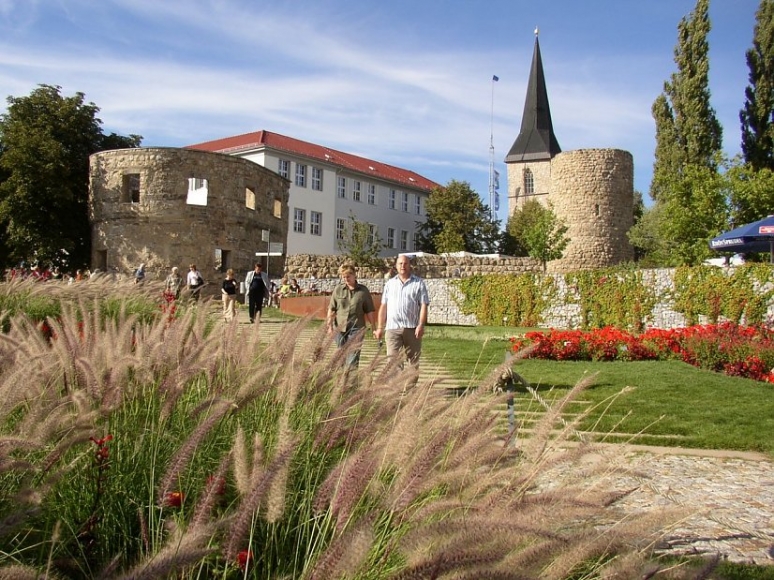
[245,262,269,323]
[326,264,377,368]
[374,254,430,370]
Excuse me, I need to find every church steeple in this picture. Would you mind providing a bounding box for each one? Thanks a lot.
[505,31,561,163]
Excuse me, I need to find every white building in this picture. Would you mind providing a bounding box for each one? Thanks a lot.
[188,130,439,257]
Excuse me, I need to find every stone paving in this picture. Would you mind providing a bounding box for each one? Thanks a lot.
[239,306,774,566]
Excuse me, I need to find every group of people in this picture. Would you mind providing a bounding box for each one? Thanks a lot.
[169,256,432,377]
[327,254,429,374]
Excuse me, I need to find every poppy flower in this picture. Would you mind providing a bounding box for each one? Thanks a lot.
[237,549,253,571]
[164,491,185,508]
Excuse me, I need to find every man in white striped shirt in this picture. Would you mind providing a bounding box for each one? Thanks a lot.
[374,254,430,369]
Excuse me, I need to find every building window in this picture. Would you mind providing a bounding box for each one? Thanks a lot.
[414,195,421,215]
[311,167,323,191]
[295,164,307,187]
[336,217,345,240]
[214,248,231,272]
[293,208,306,233]
[245,186,256,210]
[400,230,408,251]
[352,180,361,202]
[337,176,346,199]
[186,177,208,206]
[278,159,290,179]
[389,189,396,210]
[273,197,283,218]
[367,224,377,246]
[310,211,322,236]
[120,173,140,203]
[524,168,534,195]
[387,227,395,249]
[367,184,376,205]
[401,191,409,212]
[413,231,420,251]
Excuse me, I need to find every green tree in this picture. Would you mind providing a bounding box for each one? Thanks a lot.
[649,0,725,265]
[658,163,728,265]
[0,85,141,269]
[417,179,501,254]
[337,212,384,268]
[726,158,774,226]
[506,200,568,271]
[741,0,774,172]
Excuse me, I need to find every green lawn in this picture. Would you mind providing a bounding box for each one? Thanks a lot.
[422,327,774,456]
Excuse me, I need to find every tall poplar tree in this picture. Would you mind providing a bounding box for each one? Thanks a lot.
[649,0,725,265]
[741,0,774,172]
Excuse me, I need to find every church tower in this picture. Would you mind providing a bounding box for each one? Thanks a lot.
[505,30,561,214]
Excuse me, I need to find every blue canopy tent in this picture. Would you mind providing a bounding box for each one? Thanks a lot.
[709,215,774,264]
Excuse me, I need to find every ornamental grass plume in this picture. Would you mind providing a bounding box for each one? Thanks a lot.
[0,281,718,578]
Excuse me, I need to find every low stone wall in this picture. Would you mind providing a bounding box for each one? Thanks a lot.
[278,268,774,330]
[283,254,542,279]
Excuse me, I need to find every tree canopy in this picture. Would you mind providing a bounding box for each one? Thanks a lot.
[0,84,141,269]
[741,0,774,172]
[416,180,501,254]
[337,212,384,269]
[506,200,569,271]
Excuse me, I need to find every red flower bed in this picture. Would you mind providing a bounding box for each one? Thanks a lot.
[511,323,774,383]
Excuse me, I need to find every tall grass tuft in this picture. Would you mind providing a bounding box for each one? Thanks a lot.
[0,282,715,578]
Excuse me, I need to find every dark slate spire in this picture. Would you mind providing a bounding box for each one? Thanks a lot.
[505,32,561,163]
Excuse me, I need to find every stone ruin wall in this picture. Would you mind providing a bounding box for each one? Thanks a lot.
[548,148,634,272]
[89,147,289,290]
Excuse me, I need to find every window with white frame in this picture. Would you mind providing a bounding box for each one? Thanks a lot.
[389,189,396,209]
[401,191,409,212]
[293,208,306,233]
[352,180,361,202]
[311,167,323,191]
[400,230,408,250]
[367,184,376,205]
[278,159,290,179]
[295,164,307,187]
[367,224,377,246]
[310,211,322,236]
[413,231,420,251]
[387,227,395,249]
[414,194,421,215]
[337,176,346,199]
[336,217,345,240]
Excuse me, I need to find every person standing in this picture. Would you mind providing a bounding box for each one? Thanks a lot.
[374,255,430,370]
[244,262,269,323]
[164,266,184,299]
[221,268,239,321]
[134,263,146,284]
[187,264,204,302]
[326,264,377,368]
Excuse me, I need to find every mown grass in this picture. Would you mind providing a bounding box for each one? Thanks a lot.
[422,327,774,456]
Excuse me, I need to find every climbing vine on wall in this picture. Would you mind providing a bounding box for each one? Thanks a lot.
[673,263,774,325]
[452,273,556,327]
[565,266,659,332]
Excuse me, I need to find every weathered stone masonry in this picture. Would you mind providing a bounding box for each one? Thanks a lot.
[89,148,289,287]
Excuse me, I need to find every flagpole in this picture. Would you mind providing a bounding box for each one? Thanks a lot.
[489,75,498,222]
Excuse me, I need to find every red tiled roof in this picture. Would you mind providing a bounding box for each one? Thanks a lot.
[186,130,439,192]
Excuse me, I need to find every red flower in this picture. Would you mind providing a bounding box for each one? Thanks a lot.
[164,491,185,508]
[237,549,253,571]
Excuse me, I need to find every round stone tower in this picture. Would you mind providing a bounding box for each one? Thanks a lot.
[88,147,289,279]
[548,148,634,272]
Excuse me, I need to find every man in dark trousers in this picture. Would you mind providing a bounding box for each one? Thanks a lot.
[245,262,269,323]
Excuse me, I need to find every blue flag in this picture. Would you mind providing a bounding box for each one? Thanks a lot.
[492,75,499,82]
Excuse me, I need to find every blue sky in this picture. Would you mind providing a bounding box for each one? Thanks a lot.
[0,0,762,222]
